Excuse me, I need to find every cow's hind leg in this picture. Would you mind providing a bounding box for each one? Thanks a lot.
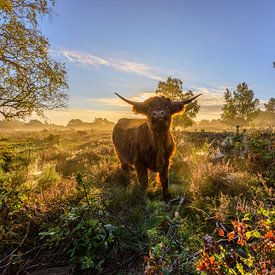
[136,165,148,190]
[120,163,130,185]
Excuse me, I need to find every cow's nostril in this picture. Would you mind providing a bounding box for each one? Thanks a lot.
[160,111,166,118]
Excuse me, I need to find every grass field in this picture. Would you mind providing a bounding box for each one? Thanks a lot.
[0,127,274,274]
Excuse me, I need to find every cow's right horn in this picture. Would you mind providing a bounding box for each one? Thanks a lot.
[114,92,147,114]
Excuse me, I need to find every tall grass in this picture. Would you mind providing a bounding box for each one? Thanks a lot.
[0,128,273,274]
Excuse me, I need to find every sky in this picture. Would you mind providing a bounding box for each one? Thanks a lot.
[38,0,275,125]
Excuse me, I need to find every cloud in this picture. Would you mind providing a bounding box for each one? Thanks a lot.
[56,49,163,81]
[192,87,225,106]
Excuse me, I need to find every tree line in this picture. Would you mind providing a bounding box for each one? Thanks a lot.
[0,117,114,129]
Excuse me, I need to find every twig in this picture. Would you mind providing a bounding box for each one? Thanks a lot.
[19,222,30,247]
[188,205,210,218]
[17,245,43,274]
[0,222,30,267]
[0,245,43,271]
[174,196,185,219]
[217,236,238,244]
[188,251,200,260]
[0,248,17,265]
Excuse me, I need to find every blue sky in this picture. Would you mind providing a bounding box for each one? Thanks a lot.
[39,0,275,124]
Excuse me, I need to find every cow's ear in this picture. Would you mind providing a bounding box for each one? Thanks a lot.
[132,104,148,115]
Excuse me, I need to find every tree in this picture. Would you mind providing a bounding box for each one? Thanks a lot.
[0,118,25,128]
[155,77,200,128]
[93,117,114,127]
[27,119,44,127]
[67,119,84,127]
[221,82,260,127]
[0,0,68,119]
[264,97,275,113]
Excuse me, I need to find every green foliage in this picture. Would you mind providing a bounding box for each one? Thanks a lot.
[37,165,60,190]
[144,203,202,274]
[220,128,274,186]
[0,0,68,119]
[196,207,274,274]
[246,129,275,185]
[264,97,275,113]
[221,82,260,126]
[155,76,200,128]
[0,148,32,173]
[39,203,115,271]
[0,178,22,220]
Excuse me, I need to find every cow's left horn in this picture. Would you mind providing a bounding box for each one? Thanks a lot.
[171,93,202,114]
[114,92,144,108]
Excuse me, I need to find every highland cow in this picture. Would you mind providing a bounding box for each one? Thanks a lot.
[112,92,201,203]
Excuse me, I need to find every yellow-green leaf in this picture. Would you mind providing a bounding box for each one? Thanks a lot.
[246,231,252,240]
[253,231,261,238]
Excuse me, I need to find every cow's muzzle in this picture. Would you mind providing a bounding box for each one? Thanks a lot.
[152,110,166,120]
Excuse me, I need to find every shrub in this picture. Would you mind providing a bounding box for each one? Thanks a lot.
[37,165,61,190]
[246,129,275,186]
[39,204,115,271]
[196,207,275,274]
[144,198,202,274]
[190,161,257,200]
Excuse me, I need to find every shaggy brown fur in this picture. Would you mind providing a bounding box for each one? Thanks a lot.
[112,94,201,202]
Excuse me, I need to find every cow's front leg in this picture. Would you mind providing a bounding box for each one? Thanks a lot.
[159,166,171,203]
[136,165,148,189]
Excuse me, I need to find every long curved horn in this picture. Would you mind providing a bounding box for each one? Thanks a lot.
[114,92,144,107]
[178,93,202,105]
[171,94,202,114]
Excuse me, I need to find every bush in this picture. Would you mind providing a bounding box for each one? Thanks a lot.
[246,129,275,186]
[196,207,275,274]
[37,165,61,190]
[39,204,115,271]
